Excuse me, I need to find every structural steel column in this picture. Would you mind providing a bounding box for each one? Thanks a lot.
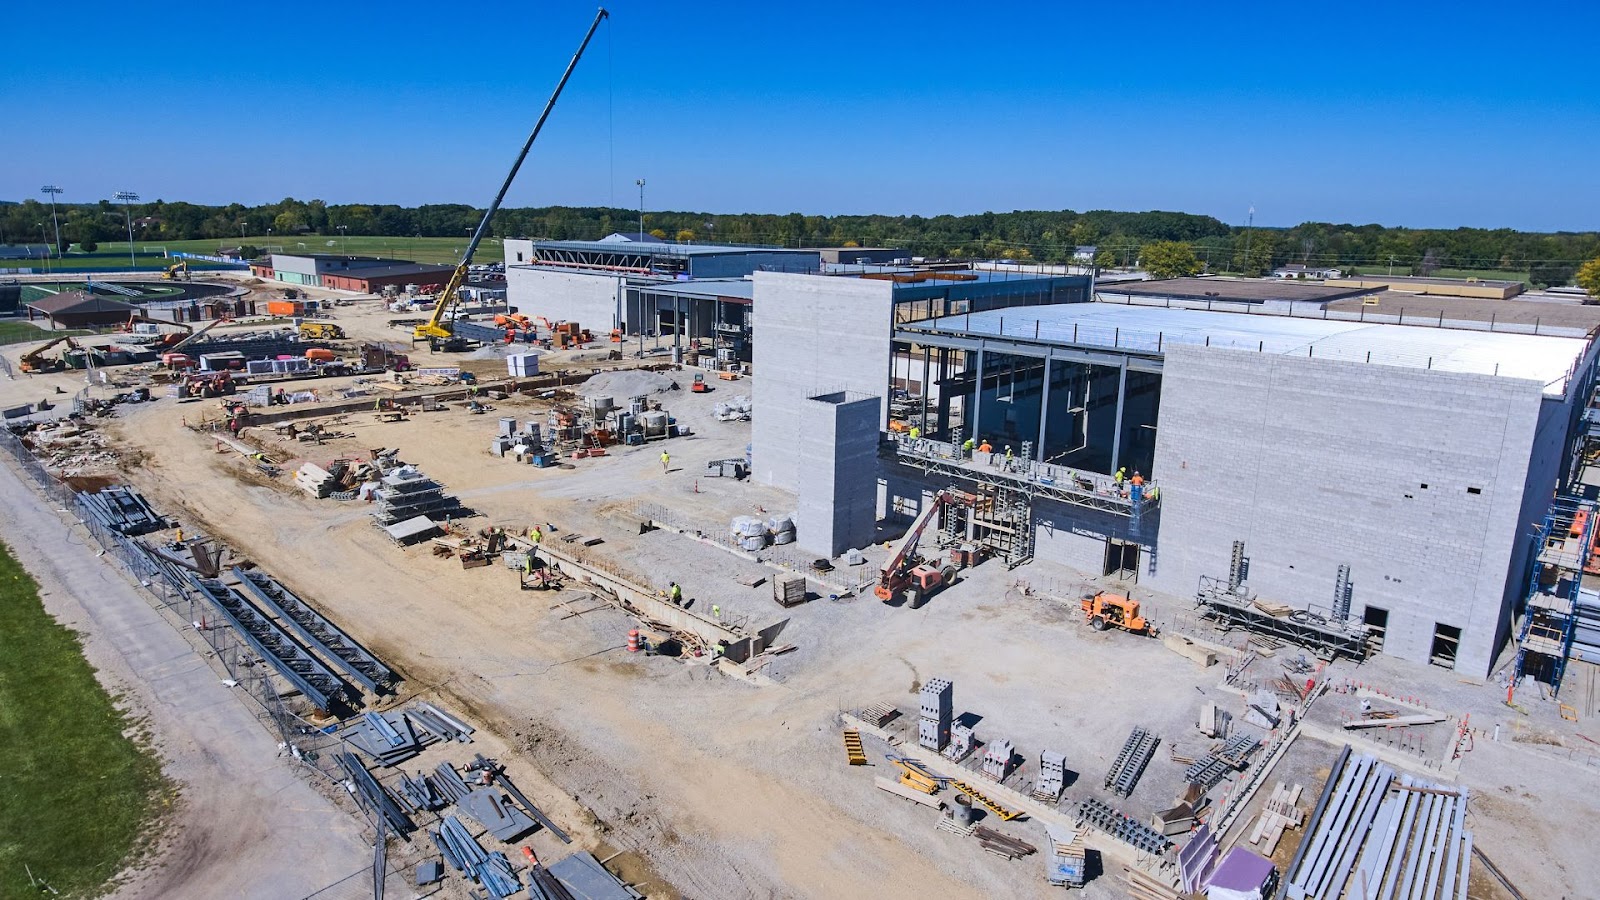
[970,347,985,442]
[1035,358,1052,462]
[936,348,952,437]
[1110,360,1128,472]
[921,344,931,432]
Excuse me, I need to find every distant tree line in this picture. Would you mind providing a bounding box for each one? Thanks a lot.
[3,196,1598,287]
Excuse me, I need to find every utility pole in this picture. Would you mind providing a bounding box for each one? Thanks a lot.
[115,190,139,270]
[1241,205,1255,274]
[39,185,63,257]
[636,179,646,239]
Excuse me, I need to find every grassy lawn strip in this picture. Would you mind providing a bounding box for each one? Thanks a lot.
[0,539,166,897]
[0,321,94,346]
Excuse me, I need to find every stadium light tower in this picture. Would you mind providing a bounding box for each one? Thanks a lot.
[636,178,645,239]
[39,185,63,257]
[114,191,139,269]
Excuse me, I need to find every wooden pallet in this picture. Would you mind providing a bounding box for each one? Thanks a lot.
[948,778,1023,821]
[862,702,899,727]
[843,730,867,766]
[1247,781,1304,854]
[935,815,976,837]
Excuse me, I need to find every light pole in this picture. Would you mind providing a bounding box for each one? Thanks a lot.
[338,224,349,255]
[115,190,139,269]
[40,185,63,257]
[37,224,50,274]
[636,178,646,239]
[705,221,714,245]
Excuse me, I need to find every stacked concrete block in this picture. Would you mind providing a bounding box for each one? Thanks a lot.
[1036,750,1066,799]
[918,677,953,752]
[795,391,881,559]
[981,738,1015,781]
[944,723,974,761]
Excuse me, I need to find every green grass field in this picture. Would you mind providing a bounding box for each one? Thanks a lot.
[1348,265,1531,286]
[0,320,93,345]
[98,234,505,267]
[0,540,166,897]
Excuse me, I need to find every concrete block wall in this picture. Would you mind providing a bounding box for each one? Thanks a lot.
[752,272,894,492]
[797,392,881,558]
[1146,345,1549,677]
[504,267,622,329]
[503,239,535,267]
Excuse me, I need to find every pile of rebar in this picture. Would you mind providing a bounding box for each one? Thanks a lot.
[973,825,1037,860]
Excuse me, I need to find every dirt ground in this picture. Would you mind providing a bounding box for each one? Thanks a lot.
[3,279,1599,898]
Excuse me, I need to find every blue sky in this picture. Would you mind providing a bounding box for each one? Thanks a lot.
[4,0,1596,230]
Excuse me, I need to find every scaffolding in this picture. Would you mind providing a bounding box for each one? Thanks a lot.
[937,484,1035,568]
[1194,541,1366,661]
[1513,496,1595,696]
[884,437,1156,518]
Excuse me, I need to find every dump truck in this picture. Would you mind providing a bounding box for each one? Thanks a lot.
[1081,591,1153,635]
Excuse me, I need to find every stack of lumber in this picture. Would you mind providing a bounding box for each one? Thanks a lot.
[1247,781,1304,854]
[972,825,1035,860]
[295,462,336,498]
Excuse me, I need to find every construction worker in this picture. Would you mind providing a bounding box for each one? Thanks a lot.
[963,437,975,457]
[530,525,542,545]
[1130,471,1144,487]
[522,551,534,587]
[174,527,184,544]
[1114,467,1127,485]
[711,604,721,619]
[669,581,683,606]
[1005,446,1014,463]
[908,425,920,441]
[660,450,670,473]
[978,439,992,454]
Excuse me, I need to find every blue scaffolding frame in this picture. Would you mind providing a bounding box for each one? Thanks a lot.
[1514,495,1595,696]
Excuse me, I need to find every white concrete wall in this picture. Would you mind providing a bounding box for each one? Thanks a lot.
[797,393,881,558]
[503,239,535,267]
[1145,345,1549,677]
[504,266,622,329]
[752,273,893,493]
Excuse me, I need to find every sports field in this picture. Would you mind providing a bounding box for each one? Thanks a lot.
[98,235,504,266]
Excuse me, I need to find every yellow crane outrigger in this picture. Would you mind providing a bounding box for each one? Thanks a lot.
[414,7,609,344]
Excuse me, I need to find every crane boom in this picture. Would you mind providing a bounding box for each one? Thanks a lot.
[415,7,610,343]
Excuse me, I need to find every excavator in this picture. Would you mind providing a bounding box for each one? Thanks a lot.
[414,9,608,347]
[162,260,189,280]
[875,488,979,608]
[19,335,80,374]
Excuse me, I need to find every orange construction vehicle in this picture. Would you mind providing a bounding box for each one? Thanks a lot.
[1080,591,1153,635]
[875,489,978,608]
[691,373,710,393]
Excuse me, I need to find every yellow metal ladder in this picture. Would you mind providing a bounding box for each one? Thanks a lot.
[843,730,867,766]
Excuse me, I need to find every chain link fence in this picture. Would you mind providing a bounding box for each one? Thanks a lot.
[0,424,388,896]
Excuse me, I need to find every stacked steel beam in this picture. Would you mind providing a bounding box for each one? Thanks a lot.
[233,567,397,694]
[186,574,353,710]
[434,816,522,899]
[1284,746,1472,899]
[78,485,165,535]
[1105,727,1160,797]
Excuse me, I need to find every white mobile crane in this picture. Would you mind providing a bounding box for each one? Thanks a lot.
[414,7,609,348]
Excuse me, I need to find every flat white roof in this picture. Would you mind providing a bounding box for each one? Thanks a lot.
[925,303,1590,396]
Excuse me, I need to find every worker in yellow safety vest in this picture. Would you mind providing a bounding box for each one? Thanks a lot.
[669,582,683,605]
[963,437,975,456]
[908,425,920,440]
[1114,467,1126,485]
[530,526,542,545]
[660,450,671,473]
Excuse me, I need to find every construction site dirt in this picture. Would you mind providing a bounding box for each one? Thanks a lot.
[4,280,1599,899]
